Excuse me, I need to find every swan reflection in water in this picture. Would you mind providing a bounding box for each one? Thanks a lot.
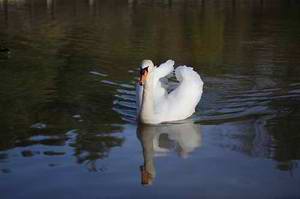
[136,121,202,186]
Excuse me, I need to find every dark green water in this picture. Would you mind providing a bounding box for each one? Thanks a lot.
[0,0,300,198]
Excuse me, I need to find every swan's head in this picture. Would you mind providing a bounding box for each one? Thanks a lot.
[138,60,154,86]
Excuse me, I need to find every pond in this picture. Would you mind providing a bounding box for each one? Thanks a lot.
[0,0,300,198]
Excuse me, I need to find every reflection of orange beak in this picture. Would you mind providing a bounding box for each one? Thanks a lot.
[138,71,148,86]
[140,166,153,186]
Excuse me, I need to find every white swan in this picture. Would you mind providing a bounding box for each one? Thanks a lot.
[136,59,204,124]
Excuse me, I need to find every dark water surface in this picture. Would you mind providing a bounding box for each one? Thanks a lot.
[1,0,300,198]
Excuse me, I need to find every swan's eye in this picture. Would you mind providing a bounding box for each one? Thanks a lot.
[140,67,149,75]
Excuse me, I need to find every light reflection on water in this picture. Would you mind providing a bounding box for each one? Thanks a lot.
[0,0,300,198]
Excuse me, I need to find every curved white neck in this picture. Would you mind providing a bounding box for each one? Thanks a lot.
[140,76,157,123]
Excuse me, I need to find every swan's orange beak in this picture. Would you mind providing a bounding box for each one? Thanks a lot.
[138,69,148,86]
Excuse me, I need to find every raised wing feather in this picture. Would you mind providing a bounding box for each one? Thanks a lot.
[164,66,203,120]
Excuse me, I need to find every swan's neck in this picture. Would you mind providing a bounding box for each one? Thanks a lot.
[140,77,157,123]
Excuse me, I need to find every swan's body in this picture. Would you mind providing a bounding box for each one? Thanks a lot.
[136,60,203,124]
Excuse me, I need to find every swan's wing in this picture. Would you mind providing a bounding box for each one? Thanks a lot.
[172,65,203,100]
[152,60,175,106]
[154,60,175,80]
[159,77,168,90]
[165,66,204,120]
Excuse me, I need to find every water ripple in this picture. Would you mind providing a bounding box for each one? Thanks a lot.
[112,74,300,124]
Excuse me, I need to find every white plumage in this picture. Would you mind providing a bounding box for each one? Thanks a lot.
[136,60,203,124]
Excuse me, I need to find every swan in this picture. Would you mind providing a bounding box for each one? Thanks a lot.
[136,59,204,124]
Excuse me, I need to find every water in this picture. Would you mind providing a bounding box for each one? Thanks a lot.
[1,0,300,198]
